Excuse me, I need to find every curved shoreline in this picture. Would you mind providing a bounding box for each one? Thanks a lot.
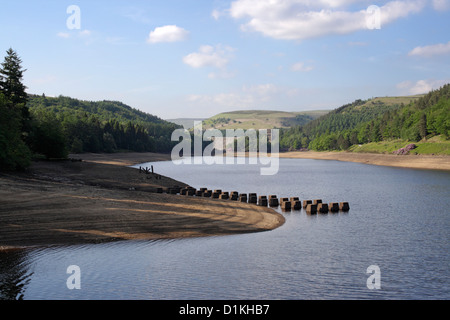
[279,151,450,171]
[0,153,285,250]
[78,150,450,171]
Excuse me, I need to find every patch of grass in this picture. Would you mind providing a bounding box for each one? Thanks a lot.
[349,140,409,154]
[349,136,450,155]
[414,140,450,155]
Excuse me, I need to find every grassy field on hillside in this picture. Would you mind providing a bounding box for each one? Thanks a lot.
[349,136,450,155]
[354,95,425,111]
[202,110,329,130]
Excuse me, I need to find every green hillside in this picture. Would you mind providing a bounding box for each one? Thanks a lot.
[304,95,423,136]
[280,87,449,154]
[27,94,181,155]
[202,110,329,130]
[27,94,167,125]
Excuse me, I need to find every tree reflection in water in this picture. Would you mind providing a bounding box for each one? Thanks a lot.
[0,249,33,300]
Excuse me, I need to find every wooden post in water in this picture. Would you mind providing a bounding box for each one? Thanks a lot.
[306,204,318,214]
[281,201,291,211]
[339,202,350,211]
[329,203,339,212]
[258,196,268,206]
[292,200,302,210]
[269,197,279,207]
[219,192,229,200]
[317,203,329,213]
[203,190,212,197]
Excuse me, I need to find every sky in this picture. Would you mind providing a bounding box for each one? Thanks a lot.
[1,0,449,119]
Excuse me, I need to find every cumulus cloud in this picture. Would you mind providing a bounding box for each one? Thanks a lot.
[147,25,189,43]
[409,41,450,57]
[183,45,235,69]
[396,79,449,95]
[228,0,427,40]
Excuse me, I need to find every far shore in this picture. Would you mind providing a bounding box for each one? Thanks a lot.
[76,150,450,171]
[277,151,450,171]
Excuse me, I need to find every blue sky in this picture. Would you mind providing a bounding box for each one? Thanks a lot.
[1,0,449,119]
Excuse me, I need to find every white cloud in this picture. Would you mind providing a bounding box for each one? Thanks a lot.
[432,0,450,11]
[291,62,314,72]
[183,45,235,69]
[396,79,449,95]
[147,25,189,43]
[409,41,450,57]
[228,0,427,40]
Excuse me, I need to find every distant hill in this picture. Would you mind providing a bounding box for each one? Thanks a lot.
[300,94,424,138]
[201,110,329,130]
[27,94,181,154]
[27,94,169,126]
[280,89,449,154]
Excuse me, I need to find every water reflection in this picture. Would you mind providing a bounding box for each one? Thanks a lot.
[0,249,33,300]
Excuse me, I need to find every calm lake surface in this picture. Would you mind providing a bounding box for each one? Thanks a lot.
[1,157,449,300]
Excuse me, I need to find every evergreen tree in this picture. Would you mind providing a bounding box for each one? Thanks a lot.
[0,48,27,104]
[0,48,30,133]
[418,113,427,140]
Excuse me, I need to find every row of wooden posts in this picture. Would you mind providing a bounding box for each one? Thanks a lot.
[156,186,350,213]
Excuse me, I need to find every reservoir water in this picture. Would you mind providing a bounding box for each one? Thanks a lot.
[1,157,449,300]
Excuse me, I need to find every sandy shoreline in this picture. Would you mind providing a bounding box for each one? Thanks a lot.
[77,150,450,171]
[278,151,450,171]
[0,152,284,250]
[72,152,173,166]
[1,150,447,250]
